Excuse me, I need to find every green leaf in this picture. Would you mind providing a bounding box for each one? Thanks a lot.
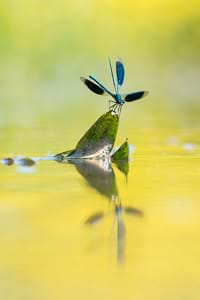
[111,139,129,177]
[111,138,129,161]
[55,111,119,160]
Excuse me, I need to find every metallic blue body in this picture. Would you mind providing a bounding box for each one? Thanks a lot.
[115,93,125,105]
[81,58,148,113]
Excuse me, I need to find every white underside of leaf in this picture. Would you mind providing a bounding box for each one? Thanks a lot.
[78,144,112,159]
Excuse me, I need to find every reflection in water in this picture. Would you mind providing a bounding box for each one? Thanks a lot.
[67,158,144,265]
[70,159,118,199]
[1,153,143,265]
[85,195,143,264]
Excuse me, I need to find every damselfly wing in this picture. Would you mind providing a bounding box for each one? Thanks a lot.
[80,77,106,95]
[122,91,149,102]
[81,58,148,113]
[116,58,125,88]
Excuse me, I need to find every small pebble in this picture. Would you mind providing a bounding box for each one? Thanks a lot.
[16,157,36,166]
[2,158,14,166]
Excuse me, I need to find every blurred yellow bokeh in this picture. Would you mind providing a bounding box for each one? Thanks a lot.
[0,2,200,300]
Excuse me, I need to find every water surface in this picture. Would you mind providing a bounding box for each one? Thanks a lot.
[0,105,200,300]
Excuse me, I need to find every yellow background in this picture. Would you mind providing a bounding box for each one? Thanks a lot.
[0,1,200,300]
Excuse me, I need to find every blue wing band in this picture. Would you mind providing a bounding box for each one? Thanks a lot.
[116,59,125,87]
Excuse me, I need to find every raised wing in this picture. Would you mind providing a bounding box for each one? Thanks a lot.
[116,59,125,87]
[123,91,148,102]
[80,77,106,95]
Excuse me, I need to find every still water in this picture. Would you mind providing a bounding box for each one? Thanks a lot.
[0,104,200,300]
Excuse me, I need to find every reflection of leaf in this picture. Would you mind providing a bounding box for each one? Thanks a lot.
[111,139,129,177]
[55,111,119,160]
[70,159,118,199]
[114,160,129,177]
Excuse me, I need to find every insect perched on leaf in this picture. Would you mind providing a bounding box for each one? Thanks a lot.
[80,58,148,114]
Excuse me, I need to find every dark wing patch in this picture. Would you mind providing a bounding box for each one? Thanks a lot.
[80,77,105,95]
[116,59,125,86]
[125,91,148,102]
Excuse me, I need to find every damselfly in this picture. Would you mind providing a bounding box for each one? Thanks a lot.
[81,58,148,114]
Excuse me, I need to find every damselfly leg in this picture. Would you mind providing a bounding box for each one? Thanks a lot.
[108,99,116,110]
[118,104,122,115]
[109,100,123,116]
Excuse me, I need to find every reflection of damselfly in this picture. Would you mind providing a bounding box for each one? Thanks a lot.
[85,198,143,264]
[81,58,148,114]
